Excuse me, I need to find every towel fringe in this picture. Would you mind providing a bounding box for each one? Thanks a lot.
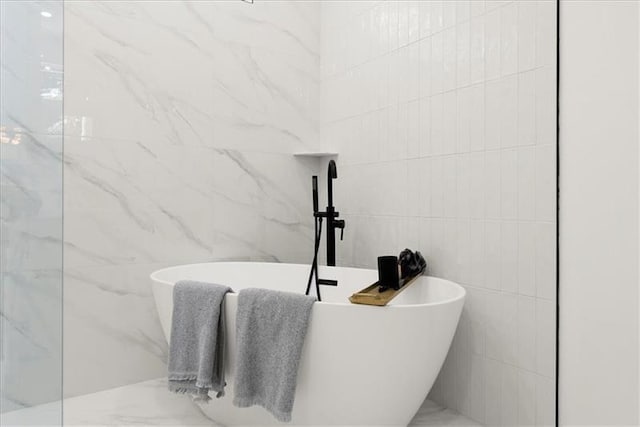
[169,379,225,402]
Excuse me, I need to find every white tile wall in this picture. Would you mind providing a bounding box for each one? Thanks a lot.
[320,1,557,425]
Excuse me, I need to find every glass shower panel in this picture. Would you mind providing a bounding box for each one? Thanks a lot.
[0,1,63,425]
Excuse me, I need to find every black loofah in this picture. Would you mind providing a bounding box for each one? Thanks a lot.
[398,248,427,279]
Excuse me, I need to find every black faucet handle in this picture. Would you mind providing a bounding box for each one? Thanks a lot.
[334,219,345,240]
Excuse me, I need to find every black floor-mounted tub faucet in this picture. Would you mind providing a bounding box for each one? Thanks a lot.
[304,160,345,300]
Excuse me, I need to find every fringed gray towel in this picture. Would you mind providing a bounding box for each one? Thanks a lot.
[233,288,315,423]
[168,280,231,402]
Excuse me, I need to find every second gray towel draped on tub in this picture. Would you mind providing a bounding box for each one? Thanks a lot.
[233,288,316,423]
[168,280,232,402]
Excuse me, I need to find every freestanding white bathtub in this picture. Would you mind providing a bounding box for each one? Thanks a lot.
[151,262,465,427]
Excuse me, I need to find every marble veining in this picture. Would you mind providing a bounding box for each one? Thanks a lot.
[64,1,319,151]
[63,1,321,399]
[1,379,479,427]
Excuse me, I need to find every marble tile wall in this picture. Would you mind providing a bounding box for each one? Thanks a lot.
[319,1,557,426]
[0,0,64,417]
[63,1,320,397]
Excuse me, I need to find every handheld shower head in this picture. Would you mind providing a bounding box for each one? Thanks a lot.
[312,176,319,214]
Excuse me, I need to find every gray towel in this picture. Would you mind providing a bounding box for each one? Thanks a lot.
[233,288,315,422]
[168,280,231,402]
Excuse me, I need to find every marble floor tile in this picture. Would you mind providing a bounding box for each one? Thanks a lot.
[2,379,479,426]
[410,400,482,427]
[0,397,27,414]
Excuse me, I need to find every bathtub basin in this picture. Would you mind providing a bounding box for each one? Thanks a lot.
[151,262,465,427]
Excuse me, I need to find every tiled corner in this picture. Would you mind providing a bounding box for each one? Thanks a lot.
[320,1,557,426]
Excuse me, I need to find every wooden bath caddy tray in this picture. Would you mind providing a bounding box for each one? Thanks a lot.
[349,273,422,306]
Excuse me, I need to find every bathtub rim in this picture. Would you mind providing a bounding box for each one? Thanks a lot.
[150,261,466,309]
